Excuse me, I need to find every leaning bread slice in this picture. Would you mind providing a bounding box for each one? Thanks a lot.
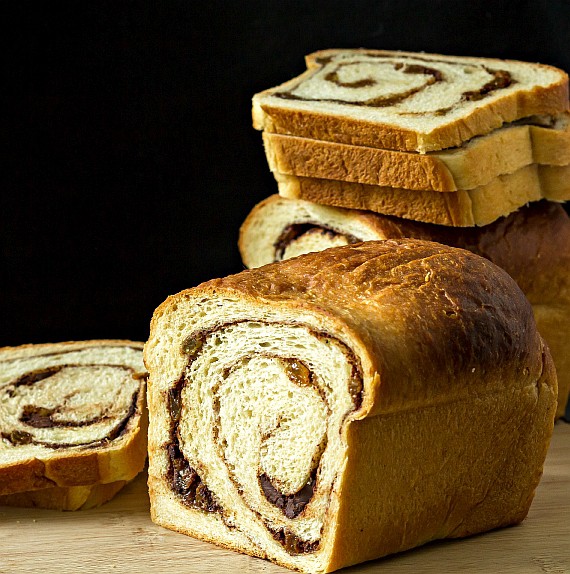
[144,240,556,573]
[275,163,570,226]
[0,340,147,500]
[263,114,570,192]
[239,195,570,419]
[253,49,569,153]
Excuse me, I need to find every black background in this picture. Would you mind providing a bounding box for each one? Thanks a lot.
[2,1,570,346]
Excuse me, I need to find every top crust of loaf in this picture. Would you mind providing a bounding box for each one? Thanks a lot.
[147,240,547,420]
[253,49,569,152]
[0,340,148,496]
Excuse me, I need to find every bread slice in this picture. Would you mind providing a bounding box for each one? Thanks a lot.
[0,340,148,503]
[0,481,127,510]
[239,195,570,419]
[263,114,570,192]
[253,49,569,153]
[275,162,570,226]
[144,240,556,573]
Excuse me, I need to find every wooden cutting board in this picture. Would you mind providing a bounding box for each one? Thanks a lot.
[1,423,568,574]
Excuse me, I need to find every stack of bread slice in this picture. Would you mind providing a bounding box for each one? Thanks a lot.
[252,49,570,227]
[0,340,148,510]
[242,49,570,418]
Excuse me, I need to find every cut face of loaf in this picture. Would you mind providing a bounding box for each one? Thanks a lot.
[253,49,569,153]
[239,195,570,419]
[0,340,148,500]
[144,240,557,573]
[275,162,570,226]
[263,114,570,192]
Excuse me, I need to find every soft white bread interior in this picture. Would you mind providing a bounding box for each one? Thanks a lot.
[275,163,570,226]
[239,196,570,419]
[263,114,570,192]
[253,49,569,153]
[144,240,557,573]
[0,340,148,501]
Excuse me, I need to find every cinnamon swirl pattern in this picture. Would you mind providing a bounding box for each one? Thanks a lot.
[277,53,514,115]
[165,321,362,557]
[0,341,147,499]
[145,240,557,573]
[1,347,142,450]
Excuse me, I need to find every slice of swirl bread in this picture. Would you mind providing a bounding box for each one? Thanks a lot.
[253,49,569,153]
[144,240,556,573]
[274,162,570,226]
[239,195,570,419]
[0,340,148,501]
[263,114,570,192]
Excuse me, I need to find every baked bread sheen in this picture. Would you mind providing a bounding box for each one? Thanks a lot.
[0,340,148,504]
[253,49,569,153]
[239,196,570,419]
[144,240,557,573]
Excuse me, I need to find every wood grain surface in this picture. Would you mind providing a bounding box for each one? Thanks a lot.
[1,423,568,574]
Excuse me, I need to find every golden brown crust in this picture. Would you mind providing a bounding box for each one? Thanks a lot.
[263,119,570,192]
[276,162,569,226]
[264,132,458,191]
[254,49,569,153]
[277,172,476,226]
[239,195,569,419]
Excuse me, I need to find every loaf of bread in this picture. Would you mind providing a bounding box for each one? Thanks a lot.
[274,163,570,226]
[0,340,148,507]
[263,115,570,192]
[253,49,569,153]
[144,240,557,573]
[239,196,570,419]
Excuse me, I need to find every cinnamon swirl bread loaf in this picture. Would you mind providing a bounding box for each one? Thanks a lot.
[144,240,557,573]
[239,196,570,419]
[0,340,148,507]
